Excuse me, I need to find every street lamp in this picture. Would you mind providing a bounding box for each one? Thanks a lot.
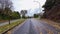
[34,1,41,19]
[34,1,41,10]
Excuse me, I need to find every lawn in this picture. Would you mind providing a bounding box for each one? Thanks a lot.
[0,19,25,34]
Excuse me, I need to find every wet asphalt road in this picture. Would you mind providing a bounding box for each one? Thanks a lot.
[12,19,60,34]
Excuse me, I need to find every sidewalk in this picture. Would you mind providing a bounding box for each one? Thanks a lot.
[0,19,20,26]
[0,20,8,23]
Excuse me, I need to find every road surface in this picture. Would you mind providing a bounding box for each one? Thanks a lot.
[12,19,60,34]
[0,19,20,26]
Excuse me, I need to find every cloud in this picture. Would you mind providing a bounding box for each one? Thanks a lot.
[12,0,46,16]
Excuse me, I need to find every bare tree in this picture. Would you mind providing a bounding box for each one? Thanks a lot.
[4,0,13,24]
[21,10,27,18]
[0,0,13,14]
[0,0,13,24]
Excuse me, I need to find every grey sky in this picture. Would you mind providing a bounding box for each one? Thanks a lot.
[12,0,46,16]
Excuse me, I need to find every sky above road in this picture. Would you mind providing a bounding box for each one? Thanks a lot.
[12,0,46,16]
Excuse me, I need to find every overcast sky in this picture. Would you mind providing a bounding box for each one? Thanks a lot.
[12,0,46,16]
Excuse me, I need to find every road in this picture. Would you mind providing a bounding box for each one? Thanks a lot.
[12,19,60,34]
[0,19,19,26]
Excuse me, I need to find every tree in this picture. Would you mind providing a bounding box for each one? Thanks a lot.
[4,0,13,24]
[0,0,13,15]
[0,0,13,14]
[0,0,13,24]
[34,14,39,18]
[43,0,56,10]
[20,10,27,18]
[11,11,21,19]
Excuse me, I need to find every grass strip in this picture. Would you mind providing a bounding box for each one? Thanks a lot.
[0,19,25,34]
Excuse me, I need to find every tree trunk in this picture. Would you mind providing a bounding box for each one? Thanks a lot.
[9,19,10,25]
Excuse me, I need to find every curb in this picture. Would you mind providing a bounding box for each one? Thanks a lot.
[1,23,22,34]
